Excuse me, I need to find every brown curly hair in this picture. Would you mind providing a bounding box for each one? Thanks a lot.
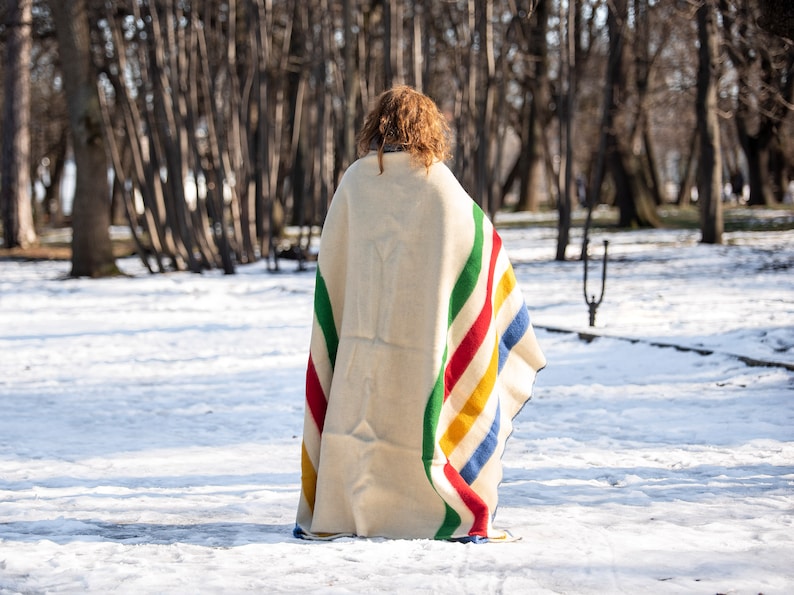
[356,85,451,173]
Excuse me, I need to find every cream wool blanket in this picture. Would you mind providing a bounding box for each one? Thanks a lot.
[295,152,546,541]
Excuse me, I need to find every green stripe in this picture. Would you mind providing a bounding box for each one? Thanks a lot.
[422,358,463,539]
[314,267,338,368]
[436,505,461,540]
[422,349,447,477]
[448,205,484,325]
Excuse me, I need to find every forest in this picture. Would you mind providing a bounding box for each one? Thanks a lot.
[1,0,792,276]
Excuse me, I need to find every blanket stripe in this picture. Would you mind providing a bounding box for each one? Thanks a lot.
[422,203,513,539]
[448,207,484,326]
[305,356,326,433]
[444,221,499,400]
[313,272,338,367]
[300,268,337,518]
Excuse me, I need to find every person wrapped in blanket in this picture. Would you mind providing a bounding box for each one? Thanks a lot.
[295,86,546,542]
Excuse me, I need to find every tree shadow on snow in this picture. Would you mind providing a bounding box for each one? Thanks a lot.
[0,519,297,546]
[500,462,794,508]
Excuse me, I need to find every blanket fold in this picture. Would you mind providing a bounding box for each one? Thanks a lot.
[296,152,545,541]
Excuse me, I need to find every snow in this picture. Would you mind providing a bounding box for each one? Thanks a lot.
[1,222,792,594]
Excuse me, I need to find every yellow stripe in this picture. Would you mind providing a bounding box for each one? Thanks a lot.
[439,340,499,456]
[301,441,318,514]
[494,268,516,315]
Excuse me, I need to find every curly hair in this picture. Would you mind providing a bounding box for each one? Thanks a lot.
[356,85,451,173]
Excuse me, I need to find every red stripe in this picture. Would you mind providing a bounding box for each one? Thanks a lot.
[442,461,489,536]
[444,230,502,400]
[305,354,328,432]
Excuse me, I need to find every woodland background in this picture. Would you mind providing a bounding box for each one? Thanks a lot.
[0,0,792,277]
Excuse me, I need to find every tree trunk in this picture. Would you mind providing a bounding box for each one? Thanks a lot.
[719,0,794,207]
[741,125,776,206]
[557,0,575,261]
[602,0,659,229]
[145,1,197,271]
[676,128,698,207]
[475,0,495,216]
[342,0,358,167]
[1,0,37,249]
[49,0,117,277]
[515,0,548,213]
[97,85,154,274]
[696,1,723,244]
[43,137,66,227]
[631,0,663,208]
[196,9,235,274]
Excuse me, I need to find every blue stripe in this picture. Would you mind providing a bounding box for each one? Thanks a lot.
[459,401,501,485]
[497,305,529,373]
[460,305,531,485]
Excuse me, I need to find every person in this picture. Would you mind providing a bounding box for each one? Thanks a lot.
[294,86,546,542]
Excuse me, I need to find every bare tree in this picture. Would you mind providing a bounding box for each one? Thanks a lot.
[556,0,576,260]
[592,0,660,228]
[720,0,794,205]
[48,0,117,276]
[29,0,787,277]
[696,0,723,244]
[1,0,37,249]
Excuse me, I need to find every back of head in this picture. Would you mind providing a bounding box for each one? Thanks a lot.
[356,85,451,173]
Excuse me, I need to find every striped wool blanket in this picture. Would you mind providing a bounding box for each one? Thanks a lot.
[295,152,546,541]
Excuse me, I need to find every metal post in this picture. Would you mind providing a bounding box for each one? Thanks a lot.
[583,239,609,326]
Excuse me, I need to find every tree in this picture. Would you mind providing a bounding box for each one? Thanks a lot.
[514,0,550,214]
[556,0,576,261]
[1,0,37,249]
[48,0,117,276]
[696,0,723,244]
[592,0,660,229]
[757,0,794,39]
[27,0,786,276]
[720,0,794,205]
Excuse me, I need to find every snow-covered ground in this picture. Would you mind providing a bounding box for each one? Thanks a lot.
[1,221,792,594]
